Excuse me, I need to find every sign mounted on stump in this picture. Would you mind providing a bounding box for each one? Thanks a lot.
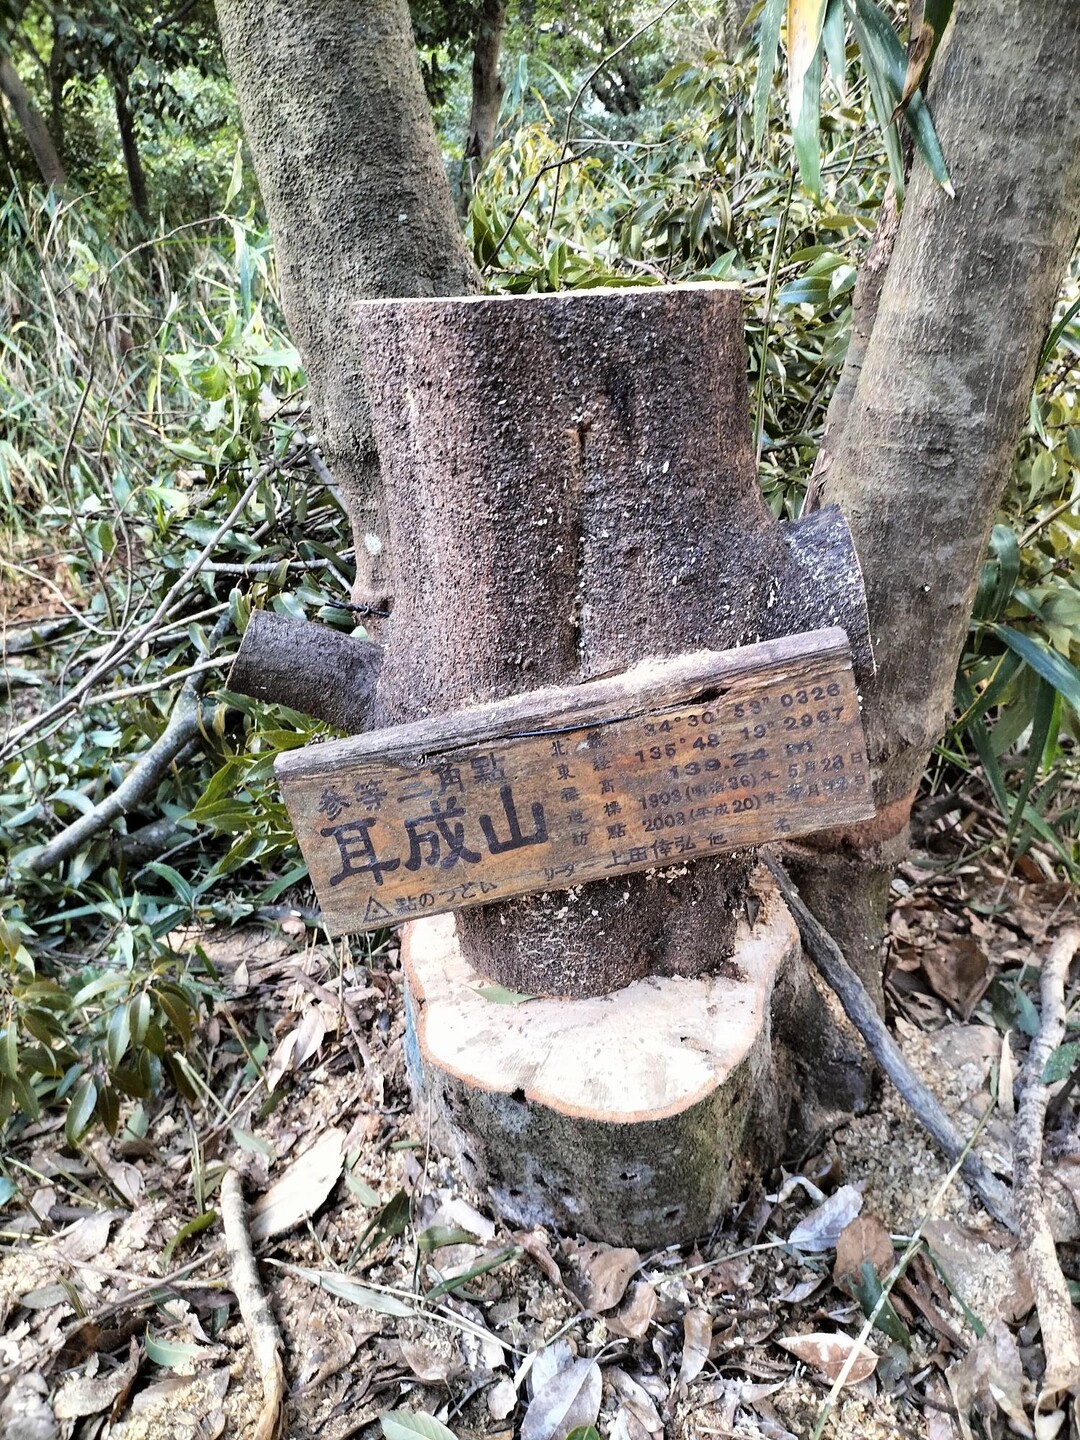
[276,627,875,935]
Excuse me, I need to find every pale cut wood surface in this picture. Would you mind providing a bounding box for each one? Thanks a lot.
[402,879,798,1124]
[276,628,874,938]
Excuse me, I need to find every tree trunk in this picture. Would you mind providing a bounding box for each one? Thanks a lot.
[354,284,872,999]
[797,0,1080,1003]
[0,56,66,188]
[461,0,507,204]
[213,0,482,624]
[113,78,149,225]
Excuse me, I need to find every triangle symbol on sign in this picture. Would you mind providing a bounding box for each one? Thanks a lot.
[363,896,392,922]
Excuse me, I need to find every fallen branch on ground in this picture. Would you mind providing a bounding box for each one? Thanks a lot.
[221,1169,285,1440]
[765,854,1016,1232]
[1013,924,1080,1402]
[25,613,231,877]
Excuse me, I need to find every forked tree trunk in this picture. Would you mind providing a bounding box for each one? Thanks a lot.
[792,0,1080,1007]
[214,0,482,622]
[0,56,66,188]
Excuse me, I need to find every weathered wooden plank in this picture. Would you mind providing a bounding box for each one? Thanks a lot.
[276,628,875,935]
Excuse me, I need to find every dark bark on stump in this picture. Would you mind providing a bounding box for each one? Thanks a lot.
[355,284,871,997]
[227,612,382,733]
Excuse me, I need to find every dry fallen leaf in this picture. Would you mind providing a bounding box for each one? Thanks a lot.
[834,1213,895,1291]
[58,1211,114,1263]
[946,1319,1032,1440]
[399,1336,462,1385]
[605,1280,658,1339]
[607,1366,663,1434]
[250,1127,346,1242]
[777,1331,879,1385]
[788,1184,864,1253]
[53,1339,141,1420]
[566,1242,639,1313]
[676,1308,713,1391]
[488,1375,517,1421]
[921,936,989,1020]
[521,1356,602,1440]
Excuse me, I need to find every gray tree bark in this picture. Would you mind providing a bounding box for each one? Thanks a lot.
[793,0,1080,1004]
[0,55,66,188]
[461,0,507,202]
[213,0,482,621]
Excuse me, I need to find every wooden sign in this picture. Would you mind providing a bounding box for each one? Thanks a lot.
[276,628,875,935]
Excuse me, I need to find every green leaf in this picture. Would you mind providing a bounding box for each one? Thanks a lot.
[1004,678,1056,851]
[1043,1041,1080,1085]
[850,0,952,195]
[289,1265,415,1317]
[0,1175,17,1205]
[415,1226,479,1253]
[822,0,847,98]
[791,36,823,201]
[848,0,905,201]
[162,1209,218,1265]
[787,0,829,117]
[753,0,787,150]
[380,1412,459,1440]
[849,1260,911,1347]
[424,1245,522,1300]
[66,1075,98,1145]
[992,626,1080,713]
[474,984,536,1006]
[566,1430,602,1440]
[145,1330,205,1368]
[107,1002,131,1069]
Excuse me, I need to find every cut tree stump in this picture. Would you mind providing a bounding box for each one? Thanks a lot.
[403,870,809,1245]
[352,284,873,999]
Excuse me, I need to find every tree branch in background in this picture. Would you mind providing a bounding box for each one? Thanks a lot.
[0,55,66,187]
[765,855,1016,1232]
[214,0,483,619]
[1013,925,1080,1400]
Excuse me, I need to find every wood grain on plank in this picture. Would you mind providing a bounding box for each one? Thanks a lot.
[276,628,875,934]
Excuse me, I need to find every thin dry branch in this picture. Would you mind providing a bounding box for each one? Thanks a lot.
[765,854,1016,1232]
[0,443,306,764]
[1013,924,1080,1402]
[221,1169,285,1440]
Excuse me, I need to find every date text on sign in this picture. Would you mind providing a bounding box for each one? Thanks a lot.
[276,628,875,934]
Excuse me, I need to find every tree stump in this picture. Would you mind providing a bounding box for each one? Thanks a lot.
[355,284,870,998]
[403,870,809,1245]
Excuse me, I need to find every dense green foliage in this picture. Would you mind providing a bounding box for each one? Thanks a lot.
[1,4,1078,1139]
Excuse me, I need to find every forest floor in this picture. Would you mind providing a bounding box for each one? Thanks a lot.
[0,835,1077,1440]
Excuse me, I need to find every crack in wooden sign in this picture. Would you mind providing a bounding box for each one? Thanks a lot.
[276,628,876,935]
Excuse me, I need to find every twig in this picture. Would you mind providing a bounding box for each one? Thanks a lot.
[221,1169,286,1440]
[86,654,229,706]
[812,1102,999,1440]
[25,613,232,876]
[544,0,687,241]
[765,855,1016,1231]
[1013,924,1080,1403]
